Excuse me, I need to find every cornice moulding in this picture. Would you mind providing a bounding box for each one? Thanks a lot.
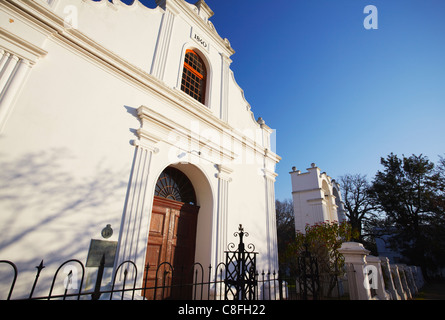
[3,0,58,34]
[292,188,323,195]
[216,164,233,175]
[132,138,160,154]
[0,27,47,63]
[263,168,278,181]
[264,148,281,162]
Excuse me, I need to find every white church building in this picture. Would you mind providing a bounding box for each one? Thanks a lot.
[0,0,281,298]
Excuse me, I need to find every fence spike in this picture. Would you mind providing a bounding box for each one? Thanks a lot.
[28,260,45,299]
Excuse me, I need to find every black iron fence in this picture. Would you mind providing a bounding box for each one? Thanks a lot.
[0,261,346,301]
[0,259,286,301]
[0,226,348,300]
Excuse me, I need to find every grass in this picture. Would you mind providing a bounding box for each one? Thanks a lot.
[414,280,445,300]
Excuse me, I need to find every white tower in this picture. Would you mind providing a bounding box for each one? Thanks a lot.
[290,163,346,233]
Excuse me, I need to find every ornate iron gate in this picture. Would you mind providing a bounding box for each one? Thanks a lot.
[224,225,258,300]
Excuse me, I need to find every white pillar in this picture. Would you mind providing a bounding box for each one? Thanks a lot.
[338,242,372,300]
[213,164,232,266]
[398,265,412,299]
[367,255,390,300]
[403,265,418,295]
[0,51,19,90]
[115,140,158,283]
[391,264,408,300]
[0,52,31,132]
[219,54,231,122]
[380,257,400,300]
[264,169,279,274]
[208,164,232,300]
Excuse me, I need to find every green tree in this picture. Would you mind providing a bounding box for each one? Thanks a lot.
[369,153,445,277]
[427,155,445,272]
[432,155,445,214]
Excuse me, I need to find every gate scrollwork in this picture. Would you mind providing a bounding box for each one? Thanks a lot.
[224,225,258,300]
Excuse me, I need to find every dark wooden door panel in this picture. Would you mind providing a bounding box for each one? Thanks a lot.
[143,196,199,300]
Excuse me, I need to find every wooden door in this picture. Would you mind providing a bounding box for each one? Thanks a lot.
[143,196,199,300]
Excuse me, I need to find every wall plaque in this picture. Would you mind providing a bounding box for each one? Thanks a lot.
[86,239,118,267]
[191,29,209,51]
[101,224,113,239]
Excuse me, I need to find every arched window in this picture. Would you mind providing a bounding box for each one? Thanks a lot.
[181,49,207,104]
[155,167,197,205]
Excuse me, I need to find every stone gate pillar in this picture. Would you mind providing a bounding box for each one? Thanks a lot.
[338,242,372,300]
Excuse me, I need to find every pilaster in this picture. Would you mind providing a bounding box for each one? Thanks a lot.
[264,169,279,272]
[0,50,32,132]
[115,107,161,282]
[115,142,157,282]
[213,164,232,267]
[151,1,179,81]
[219,53,231,122]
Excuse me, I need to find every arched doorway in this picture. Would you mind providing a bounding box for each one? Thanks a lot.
[143,167,200,299]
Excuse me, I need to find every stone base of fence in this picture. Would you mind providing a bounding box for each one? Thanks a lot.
[338,242,425,300]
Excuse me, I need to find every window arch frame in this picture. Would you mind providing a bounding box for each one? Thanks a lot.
[180,49,208,105]
[154,166,197,205]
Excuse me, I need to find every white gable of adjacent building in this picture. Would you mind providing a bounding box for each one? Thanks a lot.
[290,163,346,233]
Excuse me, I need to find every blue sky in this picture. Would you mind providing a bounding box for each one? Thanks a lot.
[139,0,445,201]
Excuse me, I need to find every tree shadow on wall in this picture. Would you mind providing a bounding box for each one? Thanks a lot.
[0,148,130,297]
